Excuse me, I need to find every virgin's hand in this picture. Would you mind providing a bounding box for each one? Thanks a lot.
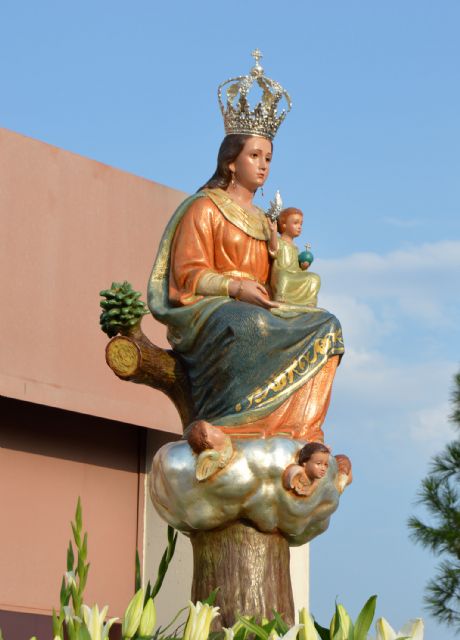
[229,280,279,309]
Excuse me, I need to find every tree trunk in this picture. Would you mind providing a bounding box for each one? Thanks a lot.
[190,522,294,628]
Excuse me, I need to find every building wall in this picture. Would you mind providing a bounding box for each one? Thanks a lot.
[0,398,147,622]
[0,127,184,435]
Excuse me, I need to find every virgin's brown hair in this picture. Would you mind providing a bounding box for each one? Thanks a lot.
[198,134,273,192]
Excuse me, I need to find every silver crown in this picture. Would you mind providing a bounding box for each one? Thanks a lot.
[217,50,292,141]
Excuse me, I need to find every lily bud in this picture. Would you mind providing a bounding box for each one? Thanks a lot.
[337,604,353,638]
[138,598,157,636]
[122,588,145,639]
[299,607,319,640]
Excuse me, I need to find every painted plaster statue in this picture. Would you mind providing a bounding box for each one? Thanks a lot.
[102,50,351,627]
[147,54,344,444]
[269,207,322,309]
[146,51,349,624]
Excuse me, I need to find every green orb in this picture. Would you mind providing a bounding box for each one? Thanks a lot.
[298,249,314,265]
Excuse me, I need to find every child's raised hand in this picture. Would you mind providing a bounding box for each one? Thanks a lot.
[267,218,278,233]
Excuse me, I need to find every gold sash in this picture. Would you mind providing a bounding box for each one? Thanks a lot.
[203,188,270,241]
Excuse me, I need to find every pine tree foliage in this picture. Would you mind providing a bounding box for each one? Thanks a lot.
[408,371,460,629]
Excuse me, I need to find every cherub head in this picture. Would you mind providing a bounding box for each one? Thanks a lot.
[277,207,303,239]
[298,442,330,480]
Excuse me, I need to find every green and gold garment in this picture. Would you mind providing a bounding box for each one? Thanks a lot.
[148,189,344,427]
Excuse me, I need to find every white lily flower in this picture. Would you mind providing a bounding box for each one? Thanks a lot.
[63,605,75,623]
[183,601,220,640]
[222,627,234,640]
[398,619,424,640]
[65,570,77,588]
[269,624,304,640]
[81,604,118,640]
[373,617,424,640]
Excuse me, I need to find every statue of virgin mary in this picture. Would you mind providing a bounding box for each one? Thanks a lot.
[148,51,344,442]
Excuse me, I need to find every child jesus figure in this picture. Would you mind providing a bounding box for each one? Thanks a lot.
[267,207,321,308]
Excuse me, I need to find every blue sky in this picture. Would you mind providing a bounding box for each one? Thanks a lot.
[1,1,459,637]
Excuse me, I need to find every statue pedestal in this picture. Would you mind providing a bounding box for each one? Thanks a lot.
[149,436,351,625]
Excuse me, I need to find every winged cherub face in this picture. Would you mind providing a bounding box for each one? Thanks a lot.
[303,451,329,480]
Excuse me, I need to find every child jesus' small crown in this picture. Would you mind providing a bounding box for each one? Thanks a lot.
[217,50,292,141]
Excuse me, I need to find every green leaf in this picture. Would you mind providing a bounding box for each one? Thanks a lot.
[154,606,188,635]
[76,623,92,640]
[329,604,340,639]
[353,595,377,640]
[52,609,61,636]
[313,620,330,640]
[67,541,75,572]
[237,616,269,640]
[135,550,142,593]
[75,498,82,532]
[261,619,278,635]
[145,579,152,602]
[151,527,178,599]
[79,563,90,592]
[81,533,88,563]
[71,522,81,549]
[59,576,70,607]
[203,588,220,606]
[233,626,249,640]
[272,610,289,635]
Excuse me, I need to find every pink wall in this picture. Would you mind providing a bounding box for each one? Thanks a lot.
[0,397,148,618]
[0,128,185,435]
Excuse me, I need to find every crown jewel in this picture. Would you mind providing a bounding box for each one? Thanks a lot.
[218,50,292,141]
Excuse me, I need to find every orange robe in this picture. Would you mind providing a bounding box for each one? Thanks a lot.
[166,190,340,441]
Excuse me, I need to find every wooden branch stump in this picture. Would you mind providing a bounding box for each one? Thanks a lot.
[190,522,295,628]
[105,324,194,428]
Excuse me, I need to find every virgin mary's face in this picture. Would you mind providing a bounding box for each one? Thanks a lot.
[228,136,272,191]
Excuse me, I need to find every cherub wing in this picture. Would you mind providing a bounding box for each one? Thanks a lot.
[195,449,221,482]
[282,464,311,496]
